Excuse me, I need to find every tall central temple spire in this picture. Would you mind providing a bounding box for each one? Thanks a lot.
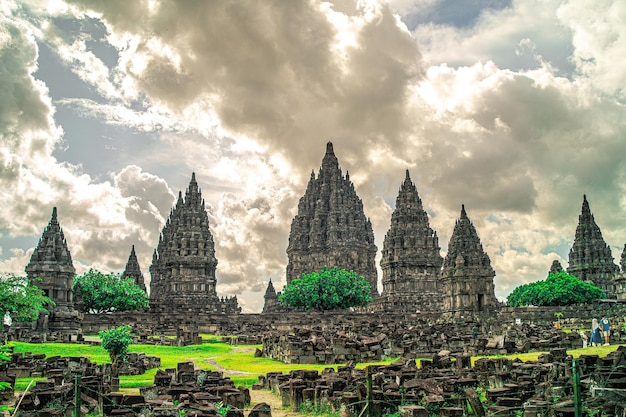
[286,142,378,294]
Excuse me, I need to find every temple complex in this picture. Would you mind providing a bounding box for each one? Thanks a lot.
[122,245,146,292]
[373,170,443,312]
[440,205,497,313]
[24,207,81,335]
[149,173,240,314]
[567,195,619,298]
[13,149,626,338]
[286,142,378,293]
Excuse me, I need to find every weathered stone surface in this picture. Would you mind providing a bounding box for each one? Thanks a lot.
[285,142,377,292]
[149,173,240,315]
[567,195,619,298]
[440,205,497,313]
[374,170,443,313]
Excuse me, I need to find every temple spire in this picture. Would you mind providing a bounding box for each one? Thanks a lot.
[441,205,497,313]
[122,245,146,292]
[378,170,442,312]
[567,195,618,297]
[287,142,378,295]
[149,173,240,314]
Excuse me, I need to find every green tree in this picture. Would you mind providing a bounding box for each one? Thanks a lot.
[507,271,605,307]
[279,266,372,311]
[0,273,54,330]
[100,325,133,374]
[73,269,148,314]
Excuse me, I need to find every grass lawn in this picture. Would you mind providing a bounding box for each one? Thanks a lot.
[8,337,625,393]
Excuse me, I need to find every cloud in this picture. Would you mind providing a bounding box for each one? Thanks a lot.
[1,0,626,313]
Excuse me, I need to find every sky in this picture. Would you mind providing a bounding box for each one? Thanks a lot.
[1,0,625,313]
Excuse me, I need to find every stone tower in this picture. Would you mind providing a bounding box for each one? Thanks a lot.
[567,195,618,298]
[440,205,497,313]
[376,170,443,312]
[122,245,146,292]
[549,260,564,275]
[262,279,281,313]
[25,207,81,334]
[149,173,239,314]
[286,142,378,294]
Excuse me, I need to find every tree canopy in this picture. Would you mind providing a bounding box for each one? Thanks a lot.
[279,266,372,311]
[73,269,148,314]
[0,273,53,329]
[100,325,133,374]
[507,270,606,307]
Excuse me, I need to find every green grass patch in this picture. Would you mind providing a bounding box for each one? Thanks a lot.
[472,344,625,365]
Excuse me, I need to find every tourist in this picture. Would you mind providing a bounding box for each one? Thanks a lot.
[472,325,479,340]
[600,315,611,345]
[590,318,602,347]
[578,328,588,348]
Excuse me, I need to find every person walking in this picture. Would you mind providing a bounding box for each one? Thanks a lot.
[600,315,611,345]
[590,318,603,347]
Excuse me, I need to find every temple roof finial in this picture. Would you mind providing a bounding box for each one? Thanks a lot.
[326,141,334,155]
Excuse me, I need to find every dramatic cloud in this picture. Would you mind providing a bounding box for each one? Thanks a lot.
[1,0,625,311]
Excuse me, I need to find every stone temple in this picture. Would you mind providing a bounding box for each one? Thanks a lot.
[440,205,498,313]
[286,142,378,293]
[373,170,443,312]
[24,207,81,335]
[122,245,146,292]
[567,195,619,298]
[149,173,240,314]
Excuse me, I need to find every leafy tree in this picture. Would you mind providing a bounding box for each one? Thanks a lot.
[279,266,372,311]
[507,271,605,307]
[73,269,148,314]
[0,273,54,330]
[100,325,133,374]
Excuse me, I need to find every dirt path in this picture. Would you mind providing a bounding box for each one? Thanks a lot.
[245,388,303,417]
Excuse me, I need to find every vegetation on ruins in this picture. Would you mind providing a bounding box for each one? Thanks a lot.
[73,269,148,313]
[279,266,373,311]
[506,271,606,307]
[0,273,53,329]
[99,325,134,374]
